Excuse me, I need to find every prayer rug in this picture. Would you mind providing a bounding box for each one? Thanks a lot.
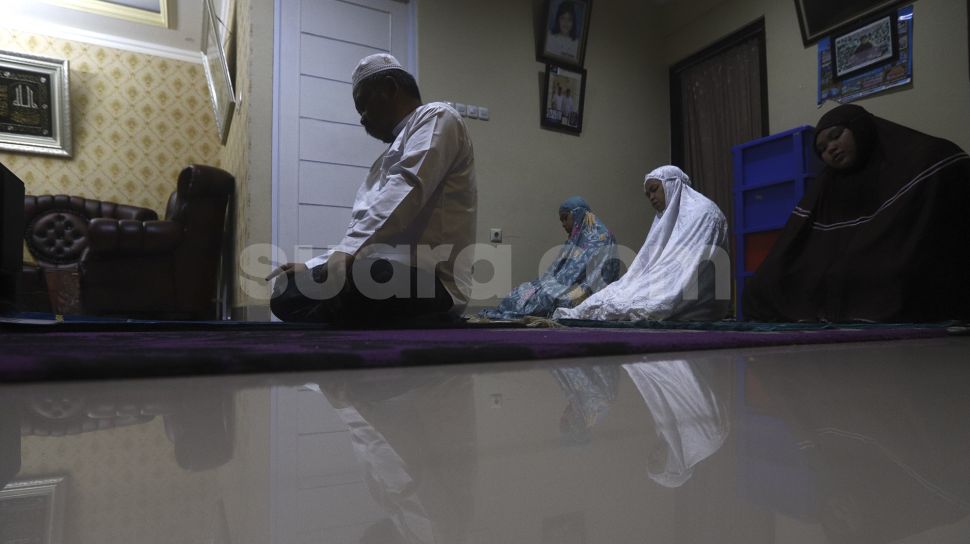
[0,318,956,382]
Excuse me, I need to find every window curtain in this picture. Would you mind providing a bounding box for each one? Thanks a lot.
[676,35,764,313]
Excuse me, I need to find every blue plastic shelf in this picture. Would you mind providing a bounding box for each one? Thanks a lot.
[732,126,821,319]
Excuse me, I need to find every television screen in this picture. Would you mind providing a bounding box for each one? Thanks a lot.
[0,163,24,313]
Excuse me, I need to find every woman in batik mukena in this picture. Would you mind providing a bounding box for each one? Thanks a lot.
[744,104,970,322]
[480,196,619,320]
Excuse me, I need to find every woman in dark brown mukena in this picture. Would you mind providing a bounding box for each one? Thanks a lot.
[743,104,970,322]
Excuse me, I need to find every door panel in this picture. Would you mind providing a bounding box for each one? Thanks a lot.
[300,34,380,81]
[275,0,412,264]
[298,162,366,207]
[301,0,393,49]
[300,76,359,124]
[299,119,385,167]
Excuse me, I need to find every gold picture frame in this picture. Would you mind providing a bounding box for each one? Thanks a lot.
[38,0,169,28]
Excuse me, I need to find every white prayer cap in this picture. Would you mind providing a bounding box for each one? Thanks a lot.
[352,53,404,91]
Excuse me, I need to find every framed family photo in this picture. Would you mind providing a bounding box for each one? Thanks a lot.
[793,0,909,46]
[541,65,586,134]
[540,0,592,69]
[0,50,72,158]
[201,0,236,145]
[832,12,898,80]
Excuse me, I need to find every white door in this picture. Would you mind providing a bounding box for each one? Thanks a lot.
[274,0,415,266]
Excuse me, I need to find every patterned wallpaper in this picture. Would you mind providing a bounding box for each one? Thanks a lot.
[0,31,223,263]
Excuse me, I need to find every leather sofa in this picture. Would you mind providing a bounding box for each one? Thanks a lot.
[22,164,234,319]
[81,164,234,320]
[22,195,158,313]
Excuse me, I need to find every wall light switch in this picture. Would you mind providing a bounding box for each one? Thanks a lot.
[455,102,467,116]
[478,106,489,121]
[466,105,479,119]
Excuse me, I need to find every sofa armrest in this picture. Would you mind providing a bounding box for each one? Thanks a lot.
[87,218,183,256]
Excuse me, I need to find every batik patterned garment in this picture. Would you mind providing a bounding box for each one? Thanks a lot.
[480,197,619,320]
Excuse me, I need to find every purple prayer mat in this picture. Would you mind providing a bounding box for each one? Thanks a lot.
[0,324,950,382]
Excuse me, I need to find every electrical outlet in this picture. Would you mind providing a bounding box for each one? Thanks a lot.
[455,102,467,116]
[489,228,502,243]
[467,105,479,119]
[478,106,489,121]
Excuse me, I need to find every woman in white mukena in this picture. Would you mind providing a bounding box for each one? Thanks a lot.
[554,165,730,321]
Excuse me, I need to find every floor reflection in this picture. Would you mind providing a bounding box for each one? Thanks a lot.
[744,345,970,543]
[314,372,476,544]
[0,338,968,543]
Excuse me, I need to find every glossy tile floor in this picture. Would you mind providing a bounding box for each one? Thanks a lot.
[2,336,969,544]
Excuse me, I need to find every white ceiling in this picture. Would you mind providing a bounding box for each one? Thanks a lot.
[0,0,207,63]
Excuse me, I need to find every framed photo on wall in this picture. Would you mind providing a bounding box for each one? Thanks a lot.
[793,0,910,46]
[540,0,592,69]
[817,4,913,105]
[201,0,236,145]
[0,50,72,158]
[833,12,898,80]
[541,64,586,134]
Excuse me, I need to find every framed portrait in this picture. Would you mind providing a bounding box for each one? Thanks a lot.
[793,0,909,46]
[540,0,592,69]
[0,477,67,544]
[832,12,898,80]
[541,65,587,134]
[0,51,72,158]
[201,0,236,145]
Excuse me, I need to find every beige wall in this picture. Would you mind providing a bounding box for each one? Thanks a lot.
[662,0,970,151]
[418,0,671,305]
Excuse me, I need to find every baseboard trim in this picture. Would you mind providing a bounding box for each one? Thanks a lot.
[231,305,273,322]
